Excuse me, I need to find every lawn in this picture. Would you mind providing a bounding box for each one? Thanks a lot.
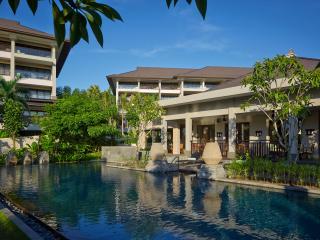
[0,211,29,240]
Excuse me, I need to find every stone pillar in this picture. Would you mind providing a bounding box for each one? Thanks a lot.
[172,123,180,155]
[161,119,168,151]
[159,81,161,99]
[185,117,192,156]
[51,46,57,99]
[10,38,15,79]
[228,108,237,159]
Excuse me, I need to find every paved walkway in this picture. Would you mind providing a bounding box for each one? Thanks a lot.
[0,202,43,240]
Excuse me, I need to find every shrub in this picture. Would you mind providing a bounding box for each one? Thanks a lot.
[226,157,320,187]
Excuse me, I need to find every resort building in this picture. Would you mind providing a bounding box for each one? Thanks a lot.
[108,53,320,160]
[0,18,70,134]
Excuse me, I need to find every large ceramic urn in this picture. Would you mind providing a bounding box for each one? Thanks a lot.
[202,142,222,165]
[149,143,166,161]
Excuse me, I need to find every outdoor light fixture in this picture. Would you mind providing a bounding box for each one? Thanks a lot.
[256,131,262,137]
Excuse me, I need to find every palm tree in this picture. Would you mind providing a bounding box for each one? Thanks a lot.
[87,85,101,99]
[119,93,128,136]
[0,76,29,109]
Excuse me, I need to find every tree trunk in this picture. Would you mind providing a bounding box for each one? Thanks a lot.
[288,116,299,163]
[121,113,124,136]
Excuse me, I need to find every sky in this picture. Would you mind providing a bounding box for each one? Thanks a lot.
[0,0,320,90]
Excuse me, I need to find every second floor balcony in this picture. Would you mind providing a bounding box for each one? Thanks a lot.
[16,66,51,80]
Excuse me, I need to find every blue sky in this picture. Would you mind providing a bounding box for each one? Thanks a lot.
[0,0,319,90]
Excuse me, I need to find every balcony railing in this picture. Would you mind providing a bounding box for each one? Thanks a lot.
[161,84,179,90]
[16,45,51,58]
[0,63,10,76]
[140,83,159,89]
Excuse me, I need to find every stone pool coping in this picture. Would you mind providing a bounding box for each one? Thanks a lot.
[215,178,320,196]
[106,164,147,172]
[0,192,68,240]
[0,203,42,239]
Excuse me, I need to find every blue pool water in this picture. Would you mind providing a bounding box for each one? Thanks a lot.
[0,163,320,240]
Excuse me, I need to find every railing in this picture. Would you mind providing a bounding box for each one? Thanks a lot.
[140,83,158,89]
[184,83,202,89]
[16,66,51,80]
[236,140,286,159]
[192,141,228,158]
[161,84,179,90]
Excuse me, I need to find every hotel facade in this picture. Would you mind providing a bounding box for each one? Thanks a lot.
[0,18,70,134]
[108,55,320,160]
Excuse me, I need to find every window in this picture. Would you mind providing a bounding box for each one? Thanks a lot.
[206,83,218,89]
[118,82,138,89]
[184,82,201,89]
[0,41,10,52]
[16,44,51,58]
[29,89,51,100]
[0,63,10,76]
[16,66,51,80]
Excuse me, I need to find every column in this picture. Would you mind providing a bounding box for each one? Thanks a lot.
[161,119,168,151]
[172,122,180,155]
[158,81,161,99]
[180,81,184,96]
[10,38,15,79]
[228,108,237,159]
[51,46,57,99]
[185,117,192,156]
[115,81,119,106]
[265,118,270,141]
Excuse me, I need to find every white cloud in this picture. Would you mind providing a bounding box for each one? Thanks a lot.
[91,38,227,58]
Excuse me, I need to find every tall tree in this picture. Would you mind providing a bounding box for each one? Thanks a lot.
[126,94,164,151]
[119,93,128,136]
[242,55,320,162]
[1,0,207,48]
[3,99,26,149]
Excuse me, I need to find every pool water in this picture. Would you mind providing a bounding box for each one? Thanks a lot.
[0,163,319,240]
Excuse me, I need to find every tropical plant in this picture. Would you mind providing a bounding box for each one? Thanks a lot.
[119,93,128,136]
[0,76,29,109]
[2,0,207,48]
[126,93,165,151]
[3,99,27,149]
[242,55,320,162]
[226,157,320,187]
[39,92,119,160]
[26,141,40,159]
[87,85,101,99]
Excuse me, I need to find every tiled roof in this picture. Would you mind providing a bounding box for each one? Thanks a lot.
[176,66,252,79]
[297,57,320,70]
[0,18,54,39]
[109,67,195,79]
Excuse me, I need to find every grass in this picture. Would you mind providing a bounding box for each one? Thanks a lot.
[0,211,29,240]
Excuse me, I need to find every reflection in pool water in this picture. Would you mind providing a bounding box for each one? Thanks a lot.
[0,163,320,239]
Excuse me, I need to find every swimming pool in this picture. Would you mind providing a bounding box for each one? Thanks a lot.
[0,163,319,239]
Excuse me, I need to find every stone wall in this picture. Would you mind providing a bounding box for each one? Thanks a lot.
[101,146,137,163]
[0,136,39,153]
